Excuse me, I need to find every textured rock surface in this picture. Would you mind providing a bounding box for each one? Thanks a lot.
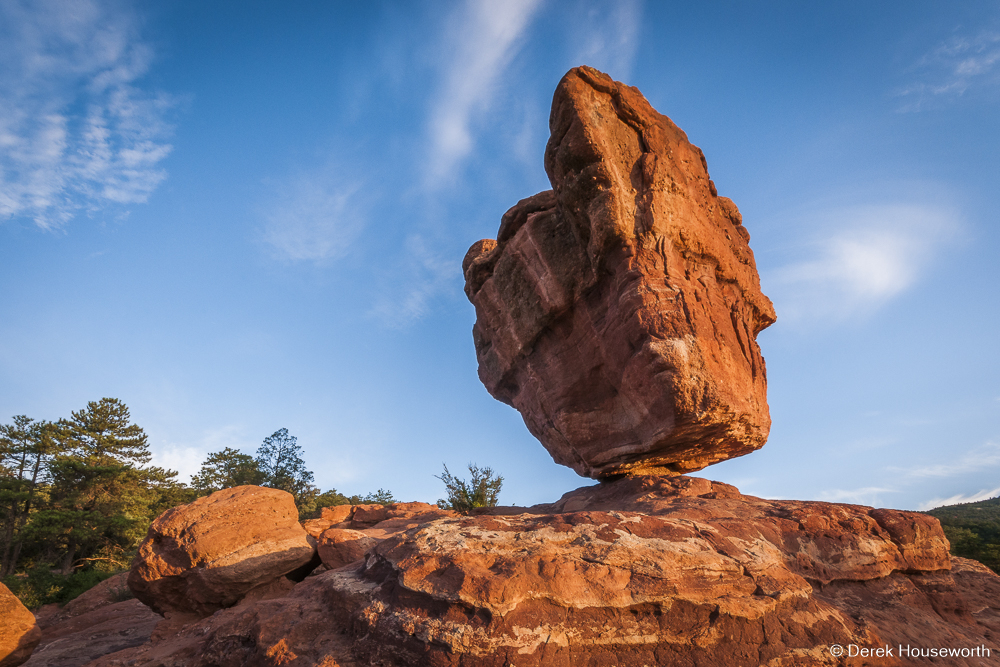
[24,592,158,667]
[127,486,316,616]
[335,476,956,665]
[0,582,41,667]
[77,477,1000,666]
[87,576,361,667]
[464,66,776,478]
[316,529,377,570]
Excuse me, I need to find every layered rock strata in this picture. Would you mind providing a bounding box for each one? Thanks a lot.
[79,477,1000,667]
[127,486,317,616]
[464,66,776,478]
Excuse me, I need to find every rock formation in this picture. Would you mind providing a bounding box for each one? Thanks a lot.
[48,477,1000,667]
[24,573,159,667]
[464,66,776,478]
[0,582,40,667]
[127,486,317,616]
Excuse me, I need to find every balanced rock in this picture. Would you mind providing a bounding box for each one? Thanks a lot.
[464,66,776,478]
[0,582,40,667]
[127,486,316,616]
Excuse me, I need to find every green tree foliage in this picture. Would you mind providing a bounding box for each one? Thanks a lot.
[362,488,395,504]
[1,399,187,602]
[38,398,180,574]
[436,463,502,513]
[255,428,316,511]
[191,447,264,493]
[0,417,59,576]
[298,487,397,519]
[927,496,1000,573]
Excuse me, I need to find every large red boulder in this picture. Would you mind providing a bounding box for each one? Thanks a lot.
[464,66,776,478]
[0,582,40,667]
[127,486,316,616]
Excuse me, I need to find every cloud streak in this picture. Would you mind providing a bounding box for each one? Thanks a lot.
[261,168,366,263]
[897,29,1000,110]
[567,0,642,81]
[891,441,1000,480]
[368,233,454,328]
[766,203,959,323]
[425,0,542,185]
[0,0,175,229]
[150,424,255,483]
[817,487,897,506]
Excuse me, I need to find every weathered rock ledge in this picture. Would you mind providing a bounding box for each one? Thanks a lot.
[61,476,1000,667]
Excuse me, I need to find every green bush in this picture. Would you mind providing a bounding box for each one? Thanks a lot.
[2,566,118,610]
[436,463,503,514]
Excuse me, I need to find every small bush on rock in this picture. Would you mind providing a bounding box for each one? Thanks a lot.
[436,464,502,514]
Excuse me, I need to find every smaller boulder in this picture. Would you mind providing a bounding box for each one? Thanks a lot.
[0,582,41,667]
[319,505,353,524]
[316,529,378,570]
[128,486,316,617]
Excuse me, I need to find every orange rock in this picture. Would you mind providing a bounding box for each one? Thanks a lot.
[0,582,40,667]
[87,477,1000,667]
[320,504,352,524]
[316,529,377,570]
[311,503,457,570]
[301,518,334,539]
[464,66,776,478]
[127,486,317,616]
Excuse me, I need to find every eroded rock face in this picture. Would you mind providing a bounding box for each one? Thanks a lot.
[127,486,317,616]
[340,476,952,665]
[24,585,159,667]
[87,477,1000,667]
[0,582,40,667]
[464,66,776,478]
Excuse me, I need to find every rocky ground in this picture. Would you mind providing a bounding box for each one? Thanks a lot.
[4,478,999,667]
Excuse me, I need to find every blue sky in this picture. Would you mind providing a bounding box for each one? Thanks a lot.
[2,0,998,510]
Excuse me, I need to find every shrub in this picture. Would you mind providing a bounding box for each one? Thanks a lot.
[436,464,503,514]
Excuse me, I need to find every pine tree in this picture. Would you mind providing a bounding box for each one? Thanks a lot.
[255,429,316,507]
[40,398,178,573]
[0,417,59,576]
[191,447,264,493]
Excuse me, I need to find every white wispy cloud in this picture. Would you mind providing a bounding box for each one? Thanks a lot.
[567,0,642,80]
[425,0,542,185]
[766,203,959,322]
[0,0,176,229]
[817,487,897,506]
[918,486,1000,511]
[368,233,454,327]
[261,168,366,262]
[897,29,1000,111]
[890,441,1000,480]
